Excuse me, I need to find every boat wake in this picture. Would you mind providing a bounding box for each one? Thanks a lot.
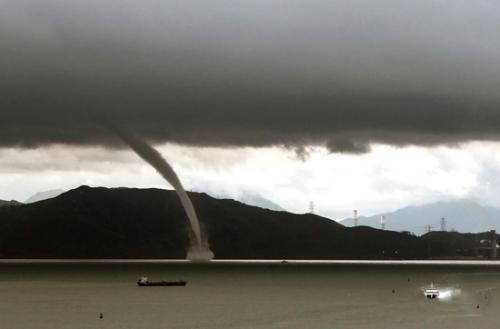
[437,288,461,301]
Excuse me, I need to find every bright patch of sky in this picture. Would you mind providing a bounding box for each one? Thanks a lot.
[1,142,499,219]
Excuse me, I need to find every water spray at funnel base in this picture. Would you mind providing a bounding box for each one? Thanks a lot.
[111,126,213,260]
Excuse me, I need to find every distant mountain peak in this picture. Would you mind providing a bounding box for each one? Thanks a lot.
[204,190,286,212]
[233,192,285,212]
[25,189,65,204]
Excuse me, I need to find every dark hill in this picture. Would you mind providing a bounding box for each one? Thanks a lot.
[0,186,485,259]
[0,200,22,207]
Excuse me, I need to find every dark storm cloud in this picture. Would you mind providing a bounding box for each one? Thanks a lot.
[2,0,500,152]
[326,140,371,154]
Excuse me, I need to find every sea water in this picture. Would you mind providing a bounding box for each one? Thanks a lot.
[0,260,499,329]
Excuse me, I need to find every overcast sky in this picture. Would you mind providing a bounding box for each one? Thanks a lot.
[2,141,500,220]
[1,1,500,219]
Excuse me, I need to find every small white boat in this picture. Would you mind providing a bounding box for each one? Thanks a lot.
[424,282,440,299]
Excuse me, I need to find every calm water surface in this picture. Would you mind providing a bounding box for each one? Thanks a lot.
[0,261,499,328]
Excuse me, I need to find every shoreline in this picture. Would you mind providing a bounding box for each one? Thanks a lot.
[0,259,499,266]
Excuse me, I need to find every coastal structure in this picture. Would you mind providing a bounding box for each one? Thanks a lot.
[491,230,497,259]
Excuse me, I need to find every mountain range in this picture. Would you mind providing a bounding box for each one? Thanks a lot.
[5,188,500,239]
[0,186,497,259]
[0,186,434,259]
[341,199,500,235]
[19,188,286,211]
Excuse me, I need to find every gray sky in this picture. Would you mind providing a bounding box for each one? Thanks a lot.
[1,1,500,218]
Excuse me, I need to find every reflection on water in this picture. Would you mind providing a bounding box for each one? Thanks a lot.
[0,261,499,329]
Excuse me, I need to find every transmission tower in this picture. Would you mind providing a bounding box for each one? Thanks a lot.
[440,217,447,231]
[425,225,433,233]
